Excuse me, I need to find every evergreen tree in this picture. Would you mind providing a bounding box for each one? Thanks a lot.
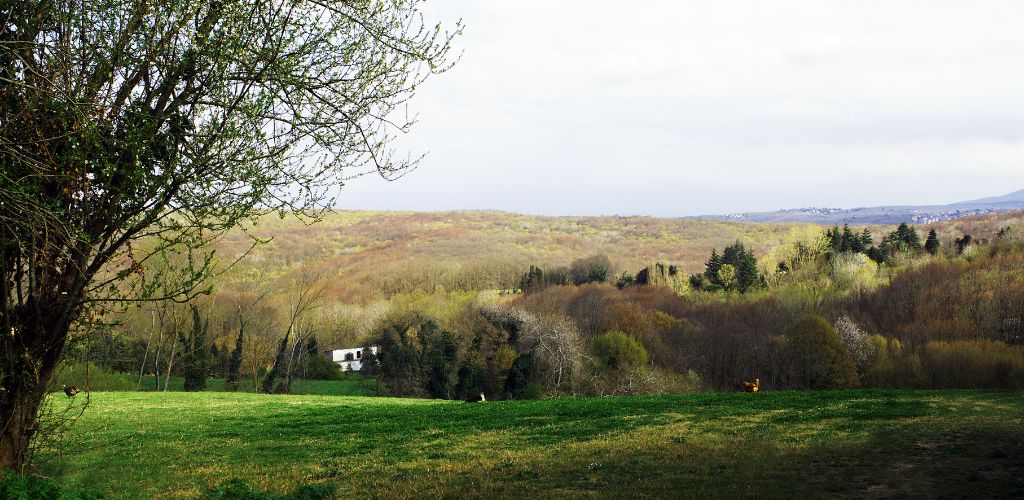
[867,246,885,264]
[704,249,723,287]
[360,346,380,376]
[505,355,534,399]
[209,344,220,378]
[846,225,865,253]
[895,223,922,251]
[924,229,940,255]
[181,305,211,392]
[840,225,855,252]
[518,265,545,294]
[827,226,842,253]
[722,241,744,267]
[737,251,759,293]
[955,234,973,254]
[688,274,705,291]
[860,228,873,248]
[880,223,923,260]
[226,328,244,391]
[262,335,289,393]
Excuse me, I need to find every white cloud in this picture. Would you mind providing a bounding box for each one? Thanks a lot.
[336,1,1024,216]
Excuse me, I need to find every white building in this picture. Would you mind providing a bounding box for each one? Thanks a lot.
[326,346,378,371]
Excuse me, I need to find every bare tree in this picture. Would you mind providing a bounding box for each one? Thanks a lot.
[264,267,327,393]
[489,305,586,395]
[0,0,459,469]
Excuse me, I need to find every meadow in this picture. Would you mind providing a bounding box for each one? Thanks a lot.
[42,390,1024,498]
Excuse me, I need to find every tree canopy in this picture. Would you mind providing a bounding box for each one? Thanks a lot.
[0,0,460,470]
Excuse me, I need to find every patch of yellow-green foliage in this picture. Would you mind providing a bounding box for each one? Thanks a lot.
[42,390,1024,498]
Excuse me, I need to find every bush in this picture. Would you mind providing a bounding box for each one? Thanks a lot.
[569,255,613,285]
[592,331,648,370]
[303,354,343,380]
[921,340,1024,389]
[47,362,136,393]
[864,335,925,388]
[782,315,859,389]
[0,471,101,500]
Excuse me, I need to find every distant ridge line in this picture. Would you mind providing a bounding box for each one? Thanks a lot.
[689,188,1024,225]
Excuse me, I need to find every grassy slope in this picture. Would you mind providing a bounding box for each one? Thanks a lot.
[49,390,1023,498]
[213,210,1024,302]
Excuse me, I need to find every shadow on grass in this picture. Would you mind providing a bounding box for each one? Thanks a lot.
[46,390,1024,498]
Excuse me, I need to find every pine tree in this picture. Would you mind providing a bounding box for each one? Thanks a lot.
[955,234,973,254]
[860,228,873,248]
[518,265,545,294]
[840,225,855,253]
[182,305,211,392]
[827,226,842,253]
[896,223,922,251]
[360,346,379,376]
[209,344,220,378]
[704,249,723,287]
[845,225,865,253]
[722,241,744,267]
[924,229,940,255]
[262,336,289,393]
[737,251,759,293]
[226,327,244,391]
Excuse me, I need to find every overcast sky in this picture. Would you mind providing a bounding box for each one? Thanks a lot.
[335,1,1024,217]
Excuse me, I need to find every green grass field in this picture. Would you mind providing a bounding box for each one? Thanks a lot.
[40,390,1024,498]
[132,376,379,396]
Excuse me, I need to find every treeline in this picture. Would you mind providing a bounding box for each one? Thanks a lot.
[62,271,353,394]
[361,301,698,399]
[499,221,1024,393]
[78,219,1024,398]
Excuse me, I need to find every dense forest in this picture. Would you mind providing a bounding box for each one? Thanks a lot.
[61,211,1024,398]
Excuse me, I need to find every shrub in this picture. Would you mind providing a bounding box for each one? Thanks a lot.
[864,335,925,388]
[921,340,1024,389]
[303,354,343,380]
[592,331,648,371]
[782,315,859,389]
[569,255,613,285]
[48,362,136,392]
[0,471,101,500]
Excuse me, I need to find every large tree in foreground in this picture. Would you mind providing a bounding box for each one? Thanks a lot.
[0,0,459,470]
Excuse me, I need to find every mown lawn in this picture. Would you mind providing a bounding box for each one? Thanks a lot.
[39,390,1024,498]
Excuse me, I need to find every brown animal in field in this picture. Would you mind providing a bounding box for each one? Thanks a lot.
[62,385,81,398]
[740,378,759,393]
[465,393,485,403]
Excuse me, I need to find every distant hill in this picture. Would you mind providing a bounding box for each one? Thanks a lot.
[949,188,1024,208]
[697,188,1024,225]
[213,209,1023,303]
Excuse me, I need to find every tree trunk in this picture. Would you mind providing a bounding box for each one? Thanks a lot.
[164,340,178,392]
[0,314,70,471]
[0,391,42,472]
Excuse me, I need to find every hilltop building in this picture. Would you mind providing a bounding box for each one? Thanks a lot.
[326,346,378,372]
